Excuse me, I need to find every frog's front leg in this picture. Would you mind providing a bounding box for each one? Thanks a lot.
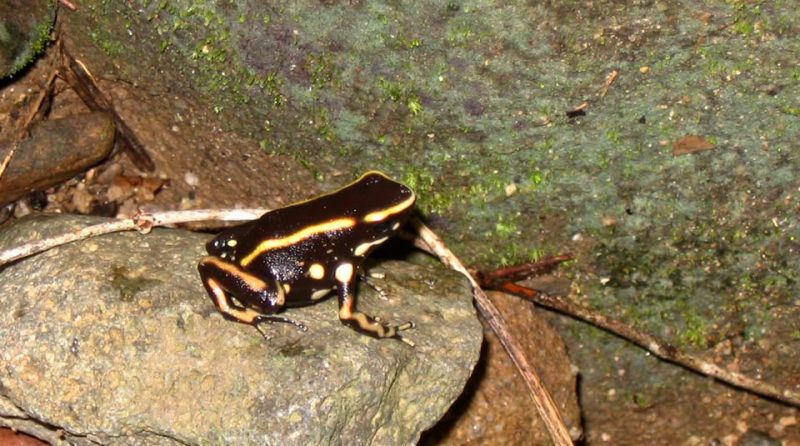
[334,263,414,345]
[198,256,305,331]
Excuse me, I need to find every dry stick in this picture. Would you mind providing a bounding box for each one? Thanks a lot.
[61,50,156,172]
[58,0,77,10]
[0,143,16,182]
[500,282,800,408]
[411,218,574,446]
[599,69,619,97]
[476,254,573,286]
[19,69,59,140]
[0,209,267,266]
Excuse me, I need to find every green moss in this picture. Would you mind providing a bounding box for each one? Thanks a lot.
[725,0,763,37]
[407,96,423,115]
[781,106,800,117]
[679,309,708,348]
[494,216,519,238]
[89,29,123,57]
[28,13,54,57]
[3,2,56,78]
[377,77,425,116]
[306,53,338,91]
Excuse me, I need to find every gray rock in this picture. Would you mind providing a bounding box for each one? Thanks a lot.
[0,214,482,445]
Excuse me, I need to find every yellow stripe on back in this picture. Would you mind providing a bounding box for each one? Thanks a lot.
[363,194,416,222]
[240,217,356,266]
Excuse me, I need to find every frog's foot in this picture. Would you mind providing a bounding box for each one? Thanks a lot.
[339,306,415,346]
[252,314,308,339]
[394,322,416,347]
[359,271,389,300]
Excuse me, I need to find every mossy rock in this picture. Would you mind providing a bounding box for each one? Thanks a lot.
[0,0,55,79]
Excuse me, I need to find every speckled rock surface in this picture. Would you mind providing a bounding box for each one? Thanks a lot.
[0,214,482,445]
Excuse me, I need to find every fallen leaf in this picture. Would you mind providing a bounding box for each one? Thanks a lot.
[0,428,49,446]
[672,135,715,156]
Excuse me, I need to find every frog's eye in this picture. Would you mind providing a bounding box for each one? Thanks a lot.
[372,220,396,235]
[213,238,238,250]
[208,237,236,257]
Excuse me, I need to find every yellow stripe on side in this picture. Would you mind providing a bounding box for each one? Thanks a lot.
[240,218,356,266]
[363,194,416,222]
[201,256,268,291]
[353,237,388,257]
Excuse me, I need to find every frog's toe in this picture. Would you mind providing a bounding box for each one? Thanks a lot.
[396,321,414,331]
[398,335,416,347]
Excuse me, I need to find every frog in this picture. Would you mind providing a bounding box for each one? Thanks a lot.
[197,171,417,344]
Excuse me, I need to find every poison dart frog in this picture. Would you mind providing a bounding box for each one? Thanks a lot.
[198,171,416,344]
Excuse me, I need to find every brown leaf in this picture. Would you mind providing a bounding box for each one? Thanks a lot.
[0,428,49,446]
[672,135,715,156]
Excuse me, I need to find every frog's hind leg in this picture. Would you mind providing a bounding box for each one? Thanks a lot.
[334,262,414,346]
[198,256,305,335]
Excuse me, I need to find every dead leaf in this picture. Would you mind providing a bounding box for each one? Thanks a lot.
[0,427,49,446]
[672,135,715,156]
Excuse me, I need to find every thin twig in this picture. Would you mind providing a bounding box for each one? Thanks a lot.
[0,143,17,182]
[61,48,155,171]
[58,0,77,10]
[0,208,267,266]
[565,101,589,118]
[497,282,800,408]
[599,69,619,97]
[475,254,572,287]
[18,70,59,140]
[411,218,573,446]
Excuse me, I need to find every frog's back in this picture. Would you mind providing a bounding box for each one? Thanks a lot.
[242,171,414,241]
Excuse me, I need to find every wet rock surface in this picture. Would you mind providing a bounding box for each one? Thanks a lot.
[0,214,482,445]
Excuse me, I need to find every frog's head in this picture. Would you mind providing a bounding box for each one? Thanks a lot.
[335,172,416,258]
[206,230,241,262]
[353,171,416,237]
